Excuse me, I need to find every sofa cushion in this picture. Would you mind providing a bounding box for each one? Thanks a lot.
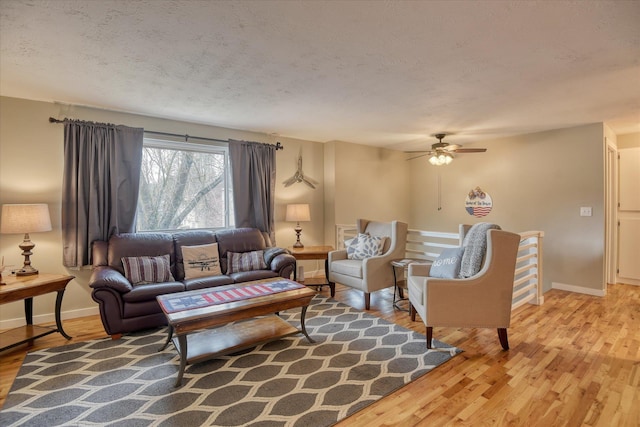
[227,250,267,274]
[181,243,222,279]
[229,270,280,283]
[183,274,234,291]
[122,255,175,285]
[430,247,465,279]
[108,233,174,276]
[122,281,185,303]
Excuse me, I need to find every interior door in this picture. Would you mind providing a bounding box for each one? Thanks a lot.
[618,147,640,284]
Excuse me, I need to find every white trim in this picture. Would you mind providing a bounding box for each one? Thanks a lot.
[617,277,640,286]
[0,306,99,330]
[552,282,606,297]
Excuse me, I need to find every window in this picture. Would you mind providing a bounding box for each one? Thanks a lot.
[136,138,233,231]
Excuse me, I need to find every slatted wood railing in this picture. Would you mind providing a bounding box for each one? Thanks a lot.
[335,225,544,308]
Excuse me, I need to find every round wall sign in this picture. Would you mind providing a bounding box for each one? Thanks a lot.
[465,187,493,218]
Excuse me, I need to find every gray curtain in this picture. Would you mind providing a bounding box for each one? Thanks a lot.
[229,140,276,243]
[62,120,143,267]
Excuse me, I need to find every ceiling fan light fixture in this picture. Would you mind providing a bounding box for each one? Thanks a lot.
[429,151,453,166]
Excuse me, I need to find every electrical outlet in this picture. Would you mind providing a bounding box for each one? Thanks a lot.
[580,207,592,217]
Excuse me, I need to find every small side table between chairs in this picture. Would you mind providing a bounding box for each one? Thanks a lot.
[390,258,432,312]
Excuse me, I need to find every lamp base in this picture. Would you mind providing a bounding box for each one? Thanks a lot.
[17,233,39,276]
[293,224,304,248]
[16,266,39,276]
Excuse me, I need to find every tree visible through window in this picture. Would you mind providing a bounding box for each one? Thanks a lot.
[136,139,233,231]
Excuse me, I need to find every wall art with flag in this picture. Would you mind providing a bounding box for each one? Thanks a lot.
[465,186,493,218]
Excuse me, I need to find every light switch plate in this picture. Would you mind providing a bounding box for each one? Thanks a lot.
[580,207,592,217]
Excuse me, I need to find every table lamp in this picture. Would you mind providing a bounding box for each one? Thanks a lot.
[0,203,52,276]
[285,204,311,248]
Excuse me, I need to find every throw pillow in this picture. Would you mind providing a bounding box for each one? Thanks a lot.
[430,247,466,279]
[121,254,174,285]
[351,234,387,260]
[345,235,361,259]
[227,250,267,274]
[182,243,222,279]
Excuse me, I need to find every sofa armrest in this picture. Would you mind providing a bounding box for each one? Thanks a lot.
[270,252,296,270]
[89,266,133,293]
[264,246,290,266]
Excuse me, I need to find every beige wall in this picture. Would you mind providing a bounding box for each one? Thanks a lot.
[323,140,410,246]
[617,132,640,149]
[0,96,325,326]
[409,123,606,293]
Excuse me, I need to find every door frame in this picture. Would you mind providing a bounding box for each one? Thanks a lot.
[605,138,618,288]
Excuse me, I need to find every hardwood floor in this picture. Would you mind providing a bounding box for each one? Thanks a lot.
[1,283,638,426]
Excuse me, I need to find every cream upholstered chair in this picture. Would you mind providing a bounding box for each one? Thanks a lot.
[407,224,520,350]
[328,219,408,310]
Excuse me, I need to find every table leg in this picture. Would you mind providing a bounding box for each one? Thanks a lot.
[160,325,174,351]
[392,266,409,312]
[24,298,33,325]
[300,305,315,343]
[175,334,188,387]
[55,290,72,340]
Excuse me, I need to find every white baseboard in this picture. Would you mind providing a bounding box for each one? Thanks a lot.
[551,282,606,297]
[0,306,99,330]
[617,277,640,286]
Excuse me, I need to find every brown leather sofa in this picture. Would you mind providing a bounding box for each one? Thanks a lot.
[89,228,296,338]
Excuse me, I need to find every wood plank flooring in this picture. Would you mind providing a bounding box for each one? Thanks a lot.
[1,283,638,426]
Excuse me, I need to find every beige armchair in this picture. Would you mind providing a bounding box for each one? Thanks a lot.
[407,225,520,350]
[328,219,408,310]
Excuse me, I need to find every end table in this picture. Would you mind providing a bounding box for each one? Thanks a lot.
[287,246,334,288]
[0,273,75,351]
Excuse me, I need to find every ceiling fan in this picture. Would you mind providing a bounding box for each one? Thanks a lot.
[408,133,487,165]
[283,154,318,189]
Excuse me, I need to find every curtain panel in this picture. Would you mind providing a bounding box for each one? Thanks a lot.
[229,140,277,244]
[62,120,143,267]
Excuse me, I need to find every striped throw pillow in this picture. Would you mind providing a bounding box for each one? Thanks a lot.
[227,250,267,274]
[121,254,174,285]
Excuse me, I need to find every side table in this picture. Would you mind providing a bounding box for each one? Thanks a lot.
[287,246,334,288]
[390,258,432,311]
[0,273,75,352]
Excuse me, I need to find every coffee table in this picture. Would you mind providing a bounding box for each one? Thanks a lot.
[157,278,316,386]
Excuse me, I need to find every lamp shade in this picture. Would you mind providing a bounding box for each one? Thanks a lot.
[1,204,52,234]
[285,204,311,222]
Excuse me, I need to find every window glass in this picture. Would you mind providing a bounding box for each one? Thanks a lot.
[136,138,233,231]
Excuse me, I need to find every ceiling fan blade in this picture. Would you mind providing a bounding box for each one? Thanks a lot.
[407,153,430,161]
[453,148,487,153]
[283,175,297,186]
[302,178,317,189]
[444,144,461,151]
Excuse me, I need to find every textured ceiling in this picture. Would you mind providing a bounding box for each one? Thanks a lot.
[1,0,639,151]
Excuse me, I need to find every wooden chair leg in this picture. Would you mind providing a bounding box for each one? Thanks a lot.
[329,282,336,297]
[498,328,509,350]
[364,293,371,310]
[426,326,433,349]
[410,304,416,321]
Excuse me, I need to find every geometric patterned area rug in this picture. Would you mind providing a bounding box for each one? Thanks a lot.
[0,296,461,427]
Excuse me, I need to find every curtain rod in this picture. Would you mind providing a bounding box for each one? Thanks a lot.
[49,117,283,150]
